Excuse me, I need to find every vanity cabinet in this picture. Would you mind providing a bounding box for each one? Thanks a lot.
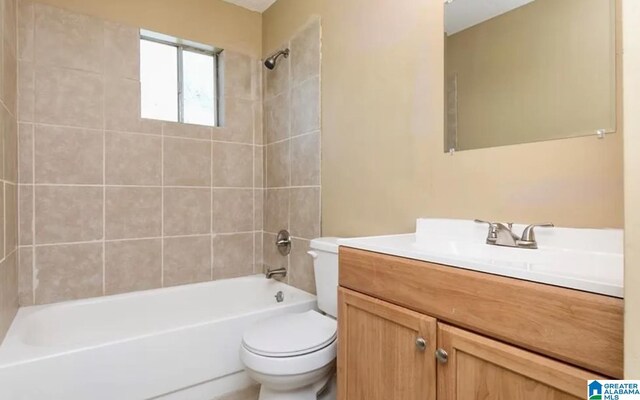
[337,288,436,400]
[337,247,624,400]
[437,323,593,400]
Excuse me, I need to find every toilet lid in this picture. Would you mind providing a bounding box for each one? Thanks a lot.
[242,310,337,358]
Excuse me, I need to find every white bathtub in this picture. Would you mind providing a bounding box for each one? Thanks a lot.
[0,275,316,400]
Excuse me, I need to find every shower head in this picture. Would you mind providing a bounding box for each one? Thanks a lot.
[264,48,290,70]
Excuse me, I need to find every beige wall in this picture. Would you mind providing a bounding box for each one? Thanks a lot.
[17,2,264,305]
[263,0,624,237]
[446,0,616,150]
[31,0,262,57]
[0,0,19,341]
[623,0,640,379]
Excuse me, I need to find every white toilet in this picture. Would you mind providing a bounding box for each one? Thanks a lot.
[240,237,340,400]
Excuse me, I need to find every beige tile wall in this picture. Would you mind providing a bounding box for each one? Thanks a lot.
[262,18,321,294]
[0,0,19,341]
[17,1,264,305]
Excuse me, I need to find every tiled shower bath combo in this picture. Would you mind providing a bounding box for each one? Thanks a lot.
[0,1,322,399]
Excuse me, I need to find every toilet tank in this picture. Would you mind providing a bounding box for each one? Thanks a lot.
[309,237,340,318]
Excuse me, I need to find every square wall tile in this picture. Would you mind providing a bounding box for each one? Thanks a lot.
[4,0,17,55]
[103,21,139,80]
[254,189,263,231]
[163,121,211,140]
[265,50,289,99]
[223,51,253,100]
[35,65,103,129]
[266,140,290,188]
[289,187,320,240]
[34,242,103,304]
[291,131,320,186]
[34,125,103,184]
[35,186,103,244]
[254,232,263,273]
[263,232,288,271]
[291,77,320,136]
[164,137,211,187]
[254,146,264,188]
[0,252,18,336]
[163,236,211,287]
[212,233,253,279]
[18,60,34,122]
[105,187,162,240]
[105,239,161,295]
[0,185,4,258]
[291,20,321,86]
[18,123,32,184]
[3,41,18,115]
[34,3,104,72]
[265,188,289,234]
[163,188,211,236]
[18,185,32,245]
[104,77,162,134]
[212,189,253,233]
[290,238,316,294]
[105,131,161,185]
[212,143,253,187]
[18,246,33,306]
[0,119,4,180]
[3,109,18,182]
[18,0,34,62]
[264,92,289,144]
[223,98,254,144]
[5,183,18,253]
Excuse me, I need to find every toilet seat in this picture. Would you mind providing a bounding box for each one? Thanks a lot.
[241,339,337,376]
[242,310,337,357]
[240,310,337,376]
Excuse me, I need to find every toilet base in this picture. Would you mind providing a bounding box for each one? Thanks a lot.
[258,373,335,400]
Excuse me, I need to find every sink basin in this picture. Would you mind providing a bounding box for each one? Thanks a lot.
[338,218,623,298]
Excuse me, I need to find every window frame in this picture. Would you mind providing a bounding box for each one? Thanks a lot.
[140,31,222,127]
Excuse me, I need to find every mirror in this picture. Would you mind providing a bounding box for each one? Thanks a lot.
[444,0,616,152]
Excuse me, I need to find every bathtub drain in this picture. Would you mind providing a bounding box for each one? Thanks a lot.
[275,291,284,303]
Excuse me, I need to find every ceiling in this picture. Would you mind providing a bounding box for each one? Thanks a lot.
[221,0,278,13]
[445,0,535,35]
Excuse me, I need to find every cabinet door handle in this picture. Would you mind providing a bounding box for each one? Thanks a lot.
[415,337,427,351]
[435,348,449,364]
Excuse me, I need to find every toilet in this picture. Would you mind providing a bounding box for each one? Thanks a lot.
[240,237,340,400]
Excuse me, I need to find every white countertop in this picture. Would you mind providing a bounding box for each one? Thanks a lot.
[338,220,624,298]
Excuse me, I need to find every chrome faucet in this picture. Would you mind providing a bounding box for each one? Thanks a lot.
[265,267,287,279]
[475,220,554,249]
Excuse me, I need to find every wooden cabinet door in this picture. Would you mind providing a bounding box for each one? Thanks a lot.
[437,323,604,400]
[337,287,436,400]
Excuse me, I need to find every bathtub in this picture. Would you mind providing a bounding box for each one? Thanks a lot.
[0,275,316,400]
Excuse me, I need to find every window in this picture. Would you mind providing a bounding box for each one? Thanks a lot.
[140,30,220,126]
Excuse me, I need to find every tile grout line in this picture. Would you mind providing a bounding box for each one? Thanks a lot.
[31,21,37,304]
[287,39,292,285]
[318,22,323,239]
[161,123,165,288]
[102,32,107,295]
[264,127,319,147]
[252,62,258,275]
[215,122,218,282]
[31,120,258,146]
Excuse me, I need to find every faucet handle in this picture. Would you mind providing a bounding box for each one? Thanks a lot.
[474,219,497,243]
[520,223,554,245]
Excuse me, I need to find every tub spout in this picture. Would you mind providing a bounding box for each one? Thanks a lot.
[265,267,287,279]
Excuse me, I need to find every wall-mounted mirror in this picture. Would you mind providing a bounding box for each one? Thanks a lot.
[444,0,616,152]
